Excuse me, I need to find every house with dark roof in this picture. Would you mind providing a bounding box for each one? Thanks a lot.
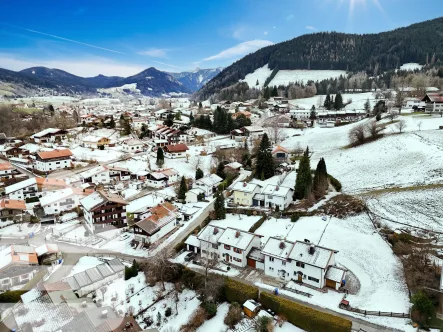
[422,91,443,113]
[163,143,189,158]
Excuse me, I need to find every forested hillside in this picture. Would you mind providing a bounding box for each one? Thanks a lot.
[196,17,443,99]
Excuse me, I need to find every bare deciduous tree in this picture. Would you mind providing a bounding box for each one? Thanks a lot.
[265,117,284,144]
[417,121,423,131]
[387,109,399,122]
[348,124,366,145]
[146,249,176,291]
[365,120,383,139]
[395,119,407,133]
[100,286,107,301]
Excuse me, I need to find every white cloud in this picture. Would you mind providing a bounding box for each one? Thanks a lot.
[306,25,317,30]
[202,40,274,62]
[137,48,168,58]
[264,31,269,36]
[286,14,294,21]
[0,53,145,77]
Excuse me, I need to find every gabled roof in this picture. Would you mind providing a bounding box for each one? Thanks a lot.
[261,237,294,260]
[164,143,189,153]
[37,149,72,160]
[232,181,261,194]
[80,190,127,211]
[0,162,13,171]
[288,241,336,269]
[272,145,289,154]
[261,184,293,197]
[0,199,26,210]
[31,128,65,138]
[5,178,37,194]
[422,92,443,103]
[36,177,67,188]
[218,227,257,250]
[195,174,223,187]
[197,225,225,244]
[135,202,178,235]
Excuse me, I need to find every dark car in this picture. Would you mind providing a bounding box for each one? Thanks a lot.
[184,252,197,262]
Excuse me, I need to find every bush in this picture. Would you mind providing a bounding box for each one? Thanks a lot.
[165,307,172,317]
[0,290,26,303]
[224,302,243,328]
[249,215,267,233]
[260,292,352,332]
[25,196,39,203]
[328,174,342,192]
[202,302,217,318]
[224,278,258,305]
[291,214,300,223]
[180,307,207,332]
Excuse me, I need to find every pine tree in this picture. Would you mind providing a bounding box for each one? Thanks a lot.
[109,116,116,128]
[178,176,187,200]
[256,79,259,86]
[364,98,371,114]
[254,133,275,179]
[312,158,328,198]
[214,191,226,220]
[216,162,226,180]
[271,86,278,97]
[198,102,203,109]
[263,86,270,100]
[195,168,204,180]
[189,113,194,124]
[334,93,343,110]
[156,148,164,167]
[294,147,312,200]
[324,94,331,110]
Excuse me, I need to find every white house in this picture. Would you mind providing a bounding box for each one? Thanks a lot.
[78,165,111,185]
[197,225,225,260]
[122,139,144,153]
[145,168,179,188]
[39,188,82,216]
[30,128,67,143]
[163,144,189,158]
[218,228,261,268]
[231,182,262,206]
[0,162,18,179]
[261,237,295,281]
[193,174,223,197]
[185,188,205,203]
[261,184,293,210]
[5,178,38,200]
[34,149,73,173]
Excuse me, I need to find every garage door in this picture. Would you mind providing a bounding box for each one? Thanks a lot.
[326,279,336,289]
[247,258,256,268]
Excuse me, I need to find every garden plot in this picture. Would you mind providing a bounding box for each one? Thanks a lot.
[255,218,295,246]
[196,302,229,331]
[209,214,262,232]
[365,187,443,232]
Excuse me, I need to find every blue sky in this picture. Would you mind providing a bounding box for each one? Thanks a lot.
[0,0,442,77]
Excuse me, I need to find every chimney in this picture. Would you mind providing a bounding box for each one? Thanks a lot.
[276,186,279,191]
[243,182,247,187]
[309,244,315,255]
[213,227,219,235]
[235,231,240,238]
[101,310,108,318]
[279,242,285,249]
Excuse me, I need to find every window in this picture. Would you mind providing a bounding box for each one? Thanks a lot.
[269,267,274,271]
[308,276,319,283]
[282,261,286,266]
[234,257,242,262]
[233,248,242,254]
[268,195,273,199]
[212,243,218,249]
[269,257,274,262]
[224,245,231,250]
[296,261,305,268]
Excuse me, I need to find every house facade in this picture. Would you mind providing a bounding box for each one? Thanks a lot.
[422,92,443,113]
[5,178,38,200]
[82,136,110,149]
[31,128,68,143]
[122,139,144,153]
[79,165,111,185]
[260,185,293,210]
[0,199,26,221]
[193,174,223,197]
[218,228,261,268]
[145,168,179,188]
[39,188,82,216]
[163,144,189,158]
[231,182,262,206]
[35,149,73,173]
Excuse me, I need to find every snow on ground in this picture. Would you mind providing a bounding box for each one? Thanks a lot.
[63,225,87,240]
[209,214,261,231]
[290,92,374,111]
[255,217,295,246]
[399,63,423,71]
[66,256,103,277]
[240,64,273,89]
[269,69,346,87]
[0,223,40,237]
[196,302,229,332]
[71,146,124,162]
[100,233,147,257]
[366,187,443,231]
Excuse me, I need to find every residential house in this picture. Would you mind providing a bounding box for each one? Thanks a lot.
[82,135,110,149]
[224,162,243,173]
[185,187,205,203]
[39,188,83,216]
[79,165,111,185]
[108,166,131,182]
[80,190,128,232]
[133,202,179,244]
[150,126,188,144]
[261,237,295,280]
[193,174,223,197]
[0,146,21,159]
[163,144,189,158]
[0,133,7,145]
[230,126,264,140]
[5,178,38,200]
[422,92,443,113]
[185,235,201,254]
[231,182,262,206]
[0,199,26,221]
[218,228,261,268]
[260,184,293,209]
[31,128,68,143]
[403,98,425,110]
[0,245,40,290]
[126,193,165,222]
[197,225,225,260]
[122,138,144,153]
[35,149,73,173]
[231,111,252,120]
[272,146,290,164]
[145,168,179,188]
[0,162,20,180]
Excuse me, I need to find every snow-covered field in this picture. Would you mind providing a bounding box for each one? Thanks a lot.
[269,69,346,87]
[209,214,261,231]
[71,146,125,162]
[241,64,272,88]
[290,92,374,110]
[399,63,423,71]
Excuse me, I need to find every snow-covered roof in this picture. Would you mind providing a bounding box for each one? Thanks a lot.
[325,266,346,283]
[123,138,144,146]
[82,135,107,142]
[243,299,261,311]
[195,174,223,187]
[232,181,261,194]
[5,178,36,194]
[40,188,75,206]
[78,165,109,180]
[185,235,200,247]
[80,190,127,211]
[243,126,264,132]
[225,162,242,170]
[288,242,335,269]
[197,225,225,244]
[261,237,294,260]
[218,228,256,250]
[261,184,293,197]
[35,244,59,256]
[31,128,64,138]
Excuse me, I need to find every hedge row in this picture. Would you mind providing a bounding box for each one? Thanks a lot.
[0,290,26,303]
[224,278,258,305]
[248,215,267,233]
[260,292,351,332]
[174,217,211,252]
[328,174,342,192]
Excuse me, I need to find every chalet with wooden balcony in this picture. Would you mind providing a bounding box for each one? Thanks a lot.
[30,128,68,143]
[80,190,128,232]
[0,199,26,221]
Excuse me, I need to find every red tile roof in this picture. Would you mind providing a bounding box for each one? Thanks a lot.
[164,144,189,153]
[0,199,26,210]
[37,149,73,160]
[0,162,13,171]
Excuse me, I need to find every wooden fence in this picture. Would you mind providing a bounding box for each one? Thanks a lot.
[343,306,410,318]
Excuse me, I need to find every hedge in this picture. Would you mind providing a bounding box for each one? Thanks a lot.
[224,278,258,305]
[328,174,342,192]
[174,217,211,252]
[248,215,267,233]
[0,290,26,303]
[260,292,351,332]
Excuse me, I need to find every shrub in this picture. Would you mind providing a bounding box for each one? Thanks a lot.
[291,214,300,223]
[328,174,342,192]
[260,292,351,332]
[165,307,172,317]
[202,302,217,318]
[255,316,274,332]
[0,290,26,303]
[224,302,243,328]
[224,278,258,305]
[180,307,207,332]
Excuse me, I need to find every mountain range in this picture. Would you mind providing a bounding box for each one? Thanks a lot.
[0,66,222,97]
[196,17,443,99]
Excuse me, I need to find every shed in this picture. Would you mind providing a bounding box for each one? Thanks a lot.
[243,299,261,318]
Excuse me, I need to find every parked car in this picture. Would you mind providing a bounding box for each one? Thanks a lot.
[184,252,197,262]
